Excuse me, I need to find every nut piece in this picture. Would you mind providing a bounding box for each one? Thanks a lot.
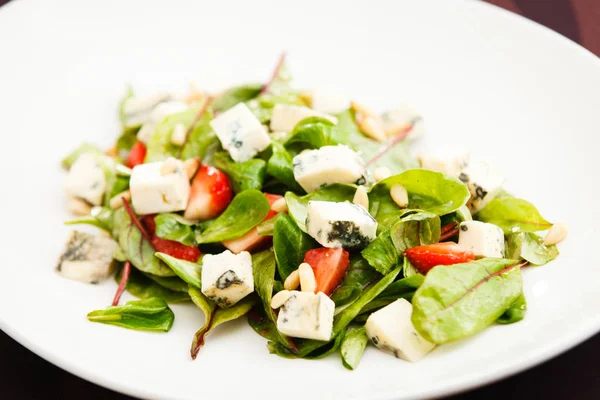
[374,167,392,182]
[186,83,205,104]
[544,223,568,246]
[271,290,292,309]
[352,101,386,142]
[390,184,409,208]
[298,262,316,293]
[271,197,288,213]
[105,146,118,157]
[283,269,300,291]
[67,197,92,216]
[109,189,132,210]
[182,157,201,180]
[160,157,179,176]
[353,186,369,210]
[170,123,187,146]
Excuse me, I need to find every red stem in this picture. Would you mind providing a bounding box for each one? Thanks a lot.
[439,228,460,242]
[441,222,458,235]
[366,123,414,166]
[112,261,131,306]
[122,198,154,246]
[260,52,286,94]
[191,310,216,360]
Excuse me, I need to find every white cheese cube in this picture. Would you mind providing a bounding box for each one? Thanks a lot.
[201,250,254,308]
[209,103,271,163]
[366,298,435,362]
[418,148,469,178]
[276,291,335,341]
[381,104,425,140]
[57,231,118,284]
[306,200,377,249]
[309,89,350,114]
[65,153,107,206]
[129,159,190,215]
[137,100,189,144]
[292,145,367,193]
[458,220,504,258]
[122,92,173,128]
[270,104,338,132]
[459,160,505,213]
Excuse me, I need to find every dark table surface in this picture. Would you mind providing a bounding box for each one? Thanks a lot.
[1,0,599,399]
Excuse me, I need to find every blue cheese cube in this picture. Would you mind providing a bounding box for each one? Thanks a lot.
[210,103,271,162]
[366,298,435,362]
[57,231,118,284]
[292,145,367,193]
[418,149,469,178]
[136,100,190,144]
[458,160,505,213]
[458,221,504,258]
[306,200,377,249]
[65,153,108,206]
[270,104,338,132]
[129,158,190,215]
[276,291,335,341]
[201,250,254,308]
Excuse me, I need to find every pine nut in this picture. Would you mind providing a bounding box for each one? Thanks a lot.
[390,184,409,208]
[351,101,377,118]
[353,186,369,210]
[284,269,300,291]
[299,262,316,293]
[185,83,205,104]
[358,116,386,141]
[67,197,92,216]
[271,197,288,213]
[170,123,187,146]
[160,157,179,176]
[544,223,568,246]
[105,146,118,157]
[109,189,131,210]
[374,167,392,182]
[270,290,292,309]
[182,158,201,180]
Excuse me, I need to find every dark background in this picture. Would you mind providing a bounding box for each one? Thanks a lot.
[1,0,599,399]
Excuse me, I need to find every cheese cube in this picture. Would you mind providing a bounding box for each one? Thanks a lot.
[122,92,173,128]
[201,250,254,308]
[309,89,350,114]
[210,103,271,163]
[129,159,190,215]
[458,220,504,258]
[459,160,505,212]
[57,231,118,284]
[418,149,469,178]
[270,104,338,132]
[276,291,335,341]
[366,298,435,362]
[137,100,190,144]
[306,200,377,249]
[65,153,107,206]
[292,145,367,193]
[381,104,425,140]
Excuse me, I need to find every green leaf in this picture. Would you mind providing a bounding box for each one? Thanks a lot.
[330,255,382,309]
[284,117,347,150]
[115,267,190,303]
[361,211,440,275]
[155,252,202,288]
[359,274,424,315]
[213,152,266,193]
[112,208,175,277]
[196,190,271,243]
[65,207,113,232]
[115,126,139,161]
[145,106,198,162]
[87,297,174,332]
[266,141,304,193]
[476,197,553,234]
[285,184,356,232]
[505,232,559,266]
[368,169,470,227]
[212,84,263,112]
[411,258,523,344]
[154,213,197,246]
[61,143,104,170]
[118,85,135,125]
[273,213,317,280]
[340,326,369,370]
[180,110,220,162]
[143,273,190,293]
[497,293,527,324]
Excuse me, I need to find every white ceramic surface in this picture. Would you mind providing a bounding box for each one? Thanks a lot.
[1,0,599,399]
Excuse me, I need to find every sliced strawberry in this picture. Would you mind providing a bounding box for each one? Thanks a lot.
[404,242,475,275]
[222,193,283,254]
[184,164,233,221]
[303,247,350,296]
[140,215,201,262]
[126,141,147,168]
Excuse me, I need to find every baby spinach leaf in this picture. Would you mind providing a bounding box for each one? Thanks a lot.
[273,213,317,280]
[411,258,523,344]
[340,325,369,370]
[196,190,271,243]
[115,267,190,303]
[65,207,114,232]
[213,152,266,193]
[145,106,198,162]
[331,255,382,309]
[284,117,347,150]
[285,184,356,232]
[359,274,424,315]
[180,110,220,162]
[143,273,190,293]
[115,126,139,161]
[361,211,440,275]
[266,141,304,193]
[155,252,202,289]
[87,297,175,332]
[61,143,105,170]
[497,293,527,324]
[476,197,553,234]
[213,84,263,112]
[505,232,559,266]
[368,169,470,227]
[154,213,197,246]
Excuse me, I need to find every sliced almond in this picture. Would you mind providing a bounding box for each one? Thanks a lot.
[67,197,92,216]
[109,189,131,210]
[270,290,292,309]
[182,157,201,180]
[390,184,409,208]
[283,269,300,291]
[353,186,369,210]
[544,223,568,246]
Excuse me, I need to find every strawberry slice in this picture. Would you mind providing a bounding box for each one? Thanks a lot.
[140,215,201,262]
[404,242,475,275]
[184,164,233,221]
[126,141,147,168]
[303,247,350,296]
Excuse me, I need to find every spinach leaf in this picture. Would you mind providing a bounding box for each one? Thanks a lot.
[142,273,190,293]
[330,255,382,309]
[115,126,139,161]
[359,274,424,315]
[284,117,347,150]
[61,143,105,170]
[112,208,175,277]
[145,106,198,162]
[340,326,369,370]
[180,110,220,162]
[361,211,440,275]
[497,293,527,324]
[154,213,197,246]
[213,152,266,193]
[266,141,304,193]
[285,184,356,232]
[87,297,174,332]
[65,207,113,232]
[411,258,523,344]
[115,267,190,303]
[476,197,553,234]
[273,213,317,280]
[196,190,271,243]
[505,232,559,266]
[212,84,263,112]
[155,252,202,289]
[368,169,470,227]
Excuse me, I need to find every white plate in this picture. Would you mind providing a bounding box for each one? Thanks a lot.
[1,0,599,399]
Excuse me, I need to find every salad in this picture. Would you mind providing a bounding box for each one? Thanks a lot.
[57,54,567,369]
